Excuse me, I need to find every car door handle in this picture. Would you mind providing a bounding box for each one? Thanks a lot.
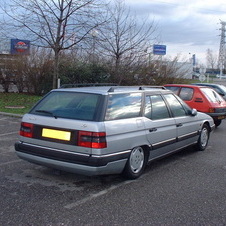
[176,123,183,127]
[149,128,157,132]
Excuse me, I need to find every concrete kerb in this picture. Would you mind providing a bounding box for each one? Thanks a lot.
[0,112,23,118]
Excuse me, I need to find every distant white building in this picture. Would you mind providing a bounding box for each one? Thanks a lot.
[176,62,193,79]
[159,60,194,79]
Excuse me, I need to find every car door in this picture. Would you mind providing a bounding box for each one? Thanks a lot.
[163,93,200,148]
[143,94,177,160]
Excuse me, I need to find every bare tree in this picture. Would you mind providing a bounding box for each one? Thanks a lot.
[95,0,157,84]
[0,48,53,94]
[22,48,54,95]
[0,54,20,92]
[1,0,107,89]
[206,48,217,69]
[133,55,192,86]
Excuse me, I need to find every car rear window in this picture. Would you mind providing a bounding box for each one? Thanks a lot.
[30,91,101,121]
[200,88,225,103]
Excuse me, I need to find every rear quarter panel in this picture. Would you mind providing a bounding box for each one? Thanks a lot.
[185,87,210,112]
[103,117,148,155]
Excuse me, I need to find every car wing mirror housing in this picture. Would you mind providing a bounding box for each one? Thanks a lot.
[191,108,197,116]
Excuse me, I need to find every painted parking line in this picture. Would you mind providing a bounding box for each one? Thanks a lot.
[0,117,8,121]
[0,131,18,137]
[0,159,22,166]
[64,180,134,209]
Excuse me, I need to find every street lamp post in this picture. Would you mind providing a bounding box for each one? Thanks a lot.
[90,29,98,63]
[189,53,196,79]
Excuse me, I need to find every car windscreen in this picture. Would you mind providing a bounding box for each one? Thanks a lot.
[30,91,101,121]
[200,88,225,103]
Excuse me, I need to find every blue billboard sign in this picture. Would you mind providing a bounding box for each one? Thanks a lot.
[153,44,166,55]
[10,39,30,55]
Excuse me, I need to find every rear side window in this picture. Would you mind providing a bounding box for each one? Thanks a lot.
[179,87,194,101]
[30,91,101,121]
[105,93,142,120]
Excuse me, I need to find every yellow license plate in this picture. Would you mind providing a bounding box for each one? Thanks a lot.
[42,128,71,141]
[218,116,226,120]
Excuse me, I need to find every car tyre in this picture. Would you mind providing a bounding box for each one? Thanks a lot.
[123,146,147,179]
[196,124,209,151]
[214,119,221,127]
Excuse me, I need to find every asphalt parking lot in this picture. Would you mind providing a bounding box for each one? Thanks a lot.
[1,114,226,225]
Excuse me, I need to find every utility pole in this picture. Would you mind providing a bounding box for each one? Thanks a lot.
[218,20,226,78]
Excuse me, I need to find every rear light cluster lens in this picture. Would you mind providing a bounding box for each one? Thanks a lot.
[209,108,215,113]
[20,124,107,148]
[20,122,34,138]
[78,131,107,149]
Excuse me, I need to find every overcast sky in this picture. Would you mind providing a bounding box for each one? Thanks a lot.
[124,0,226,65]
[1,0,226,66]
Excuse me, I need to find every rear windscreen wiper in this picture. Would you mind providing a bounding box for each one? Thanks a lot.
[35,110,58,119]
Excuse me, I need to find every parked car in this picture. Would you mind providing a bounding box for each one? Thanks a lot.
[15,86,214,179]
[216,74,226,79]
[192,83,226,100]
[164,84,226,127]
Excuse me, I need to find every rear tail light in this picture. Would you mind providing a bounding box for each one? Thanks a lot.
[209,108,215,113]
[78,131,107,148]
[20,122,34,138]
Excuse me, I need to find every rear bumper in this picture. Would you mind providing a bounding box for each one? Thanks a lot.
[15,141,130,176]
[205,113,226,120]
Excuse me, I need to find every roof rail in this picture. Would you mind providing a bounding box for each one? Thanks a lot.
[107,86,166,92]
[139,86,166,90]
[60,83,118,88]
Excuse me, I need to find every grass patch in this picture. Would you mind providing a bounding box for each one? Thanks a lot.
[0,93,42,115]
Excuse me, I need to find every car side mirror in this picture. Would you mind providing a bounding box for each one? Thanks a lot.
[191,108,197,116]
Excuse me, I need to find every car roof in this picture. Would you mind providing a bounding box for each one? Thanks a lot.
[192,83,219,86]
[164,84,204,88]
[53,86,170,95]
[164,84,222,94]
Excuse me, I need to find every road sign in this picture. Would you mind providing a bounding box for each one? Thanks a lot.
[199,74,206,82]
[153,45,166,55]
[10,39,30,55]
[199,67,206,74]
[199,67,206,82]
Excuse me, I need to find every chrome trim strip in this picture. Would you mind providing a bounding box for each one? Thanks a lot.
[19,142,131,159]
[152,137,176,147]
[92,150,131,158]
[178,131,198,140]
[20,142,90,157]
[148,141,197,163]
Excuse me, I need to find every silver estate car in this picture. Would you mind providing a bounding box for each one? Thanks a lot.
[15,86,215,179]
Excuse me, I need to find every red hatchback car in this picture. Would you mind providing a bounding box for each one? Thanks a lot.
[164,84,226,127]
